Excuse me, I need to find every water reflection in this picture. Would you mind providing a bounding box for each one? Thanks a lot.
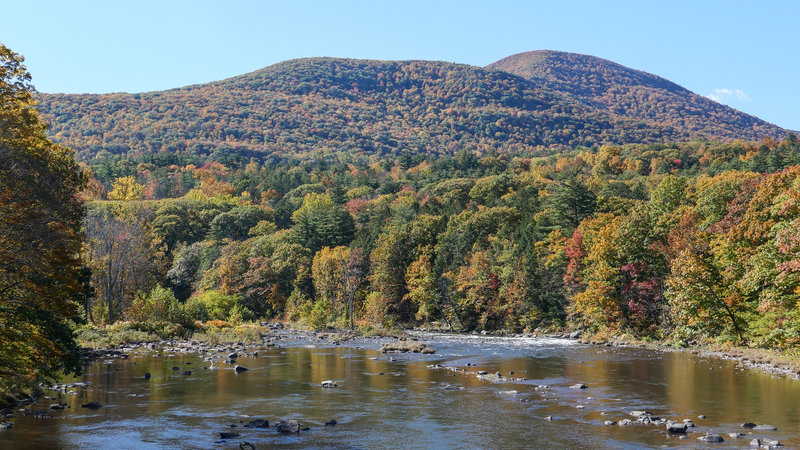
[1,334,798,449]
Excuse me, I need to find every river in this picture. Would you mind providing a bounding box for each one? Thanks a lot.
[1,332,797,449]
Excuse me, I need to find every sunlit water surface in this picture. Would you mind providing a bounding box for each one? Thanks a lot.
[2,332,798,449]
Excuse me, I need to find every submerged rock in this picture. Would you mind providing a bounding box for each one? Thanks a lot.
[144,373,151,380]
[234,365,249,373]
[276,419,300,433]
[728,433,745,438]
[325,419,337,426]
[570,383,587,389]
[321,380,337,388]
[80,402,102,410]
[244,419,269,428]
[219,432,240,439]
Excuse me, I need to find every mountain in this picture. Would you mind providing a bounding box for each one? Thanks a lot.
[35,53,787,161]
[486,50,782,141]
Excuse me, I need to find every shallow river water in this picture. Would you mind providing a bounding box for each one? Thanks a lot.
[2,332,799,449]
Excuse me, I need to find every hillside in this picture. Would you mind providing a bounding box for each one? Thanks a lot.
[35,53,786,161]
[486,50,782,141]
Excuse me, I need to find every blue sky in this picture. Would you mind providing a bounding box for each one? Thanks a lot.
[2,0,797,130]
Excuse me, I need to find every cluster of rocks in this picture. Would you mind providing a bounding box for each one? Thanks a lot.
[426,363,527,383]
[379,340,435,354]
[217,417,339,441]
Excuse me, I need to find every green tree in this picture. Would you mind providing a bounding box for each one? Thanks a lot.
[0,44,86,395]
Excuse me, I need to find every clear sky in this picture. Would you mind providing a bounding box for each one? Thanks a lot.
[2,0,797,130]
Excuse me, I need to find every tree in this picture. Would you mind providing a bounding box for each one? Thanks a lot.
[404,251,439,323]
[291,193,354,252]
[0,44,86,395]
[108,176,144,201]
[84,205,162,323]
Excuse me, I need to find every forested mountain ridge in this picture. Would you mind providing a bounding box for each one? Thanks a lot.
[487,50,783,141]
[35,53,787,162]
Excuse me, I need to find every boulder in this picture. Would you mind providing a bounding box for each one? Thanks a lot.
[228,352,238,360]
[728,432,745,438]
[244,419,269,428]
[698,434,724,443]
[275,419,300,433]
[49,403,66,411]
[667,423,688,434]
[618,419,633,426]
[234,365,249,373]
[570,384,588,389]
[604,420,617,426]
[754,424,778,431]
[321,380,337,388]
[741,422,757,428]
[750,439,761,447]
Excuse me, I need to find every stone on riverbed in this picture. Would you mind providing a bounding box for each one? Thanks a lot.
[753,424,778,431]
[276,419,301,433]
[698,434,724,443]
[667,423,688,433]
[80,402,102,410]
[244,419,269,428]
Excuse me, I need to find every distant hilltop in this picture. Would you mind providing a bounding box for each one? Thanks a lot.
[36,50,787,160]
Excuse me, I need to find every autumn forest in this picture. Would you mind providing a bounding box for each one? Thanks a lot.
[3,43,800,399]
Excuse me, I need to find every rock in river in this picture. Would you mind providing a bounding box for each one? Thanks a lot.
[325,420,337,426]
[741,422,757,428]
[321,380,337,388]
[276,419,300,433]
[234,365,248,373]
[753,424,778,431]
[80,402,102,410]
[667,423,688,434]
[244,419,269,428]
[698,434,724,443]
[219,432,240,439]
[570,384,588,389]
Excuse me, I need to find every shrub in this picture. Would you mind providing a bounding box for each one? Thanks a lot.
[307,298,331,331]
[228,303,256,324]
[192,290,241,320]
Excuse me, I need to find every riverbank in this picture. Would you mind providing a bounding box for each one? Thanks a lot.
[76,320,800,381]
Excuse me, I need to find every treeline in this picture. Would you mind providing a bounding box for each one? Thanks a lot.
[82,134,800,348]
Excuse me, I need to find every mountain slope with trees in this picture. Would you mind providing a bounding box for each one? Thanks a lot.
[35,53,787,162]
[486,50,782,142]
